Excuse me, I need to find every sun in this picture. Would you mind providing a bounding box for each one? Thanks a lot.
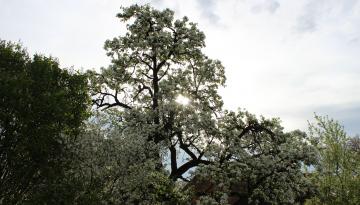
[175,95,190,105]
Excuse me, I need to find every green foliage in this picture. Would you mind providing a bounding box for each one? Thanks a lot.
[0,40,89,204]
[306,115,360,205]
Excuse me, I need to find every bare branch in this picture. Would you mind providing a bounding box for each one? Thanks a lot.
[92,91,132,110]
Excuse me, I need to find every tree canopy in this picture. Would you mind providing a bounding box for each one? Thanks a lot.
[88,4,226,177]
[87,4,318,204]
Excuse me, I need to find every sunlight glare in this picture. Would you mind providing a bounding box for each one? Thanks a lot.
[175,95,190,105]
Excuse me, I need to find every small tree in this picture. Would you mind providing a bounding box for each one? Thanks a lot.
[307,115,360,205]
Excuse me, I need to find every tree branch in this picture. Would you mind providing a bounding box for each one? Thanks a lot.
[93,91,132,110]
[169,145,177,174]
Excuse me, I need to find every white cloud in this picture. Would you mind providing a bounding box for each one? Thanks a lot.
[196,0,220,24]
[251,0,280,14]
[294,0,359,33]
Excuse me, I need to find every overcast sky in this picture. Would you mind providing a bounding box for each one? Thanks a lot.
[1,0,360,135]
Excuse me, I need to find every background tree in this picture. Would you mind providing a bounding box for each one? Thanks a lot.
[306,115,360,205]
[0,40,89,204]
